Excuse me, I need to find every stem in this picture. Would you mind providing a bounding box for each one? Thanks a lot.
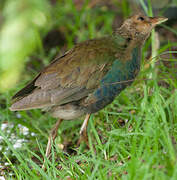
[148,0,157,79]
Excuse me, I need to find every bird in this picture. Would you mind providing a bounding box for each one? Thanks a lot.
[10,14,167,163]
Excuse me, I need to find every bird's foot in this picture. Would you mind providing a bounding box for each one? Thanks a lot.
[42,119,62,170]
[77,114,90,148]
[77,128,89,147]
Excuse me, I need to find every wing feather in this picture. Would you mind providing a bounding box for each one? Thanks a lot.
[10,36,122,111]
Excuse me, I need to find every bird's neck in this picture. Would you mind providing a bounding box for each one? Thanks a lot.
[112,32,142,63]
[113,26,131,39]
[113,26,145,47]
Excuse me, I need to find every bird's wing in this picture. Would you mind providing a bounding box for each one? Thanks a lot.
[10,37,124,111]
[82,47,140,113]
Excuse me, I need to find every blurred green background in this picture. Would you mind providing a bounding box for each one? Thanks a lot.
[0,0,177,179]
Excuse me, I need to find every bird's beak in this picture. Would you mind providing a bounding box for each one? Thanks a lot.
[149,17,168,26]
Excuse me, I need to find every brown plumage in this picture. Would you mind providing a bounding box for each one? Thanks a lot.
[10,14,167,166]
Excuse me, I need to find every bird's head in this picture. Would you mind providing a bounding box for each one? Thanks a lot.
[117,14,168,44]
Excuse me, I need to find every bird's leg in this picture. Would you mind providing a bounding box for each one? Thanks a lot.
[42,119,63,169]
[77,114,91,146]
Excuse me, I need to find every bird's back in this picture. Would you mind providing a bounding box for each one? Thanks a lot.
[10,34,141,118]
[10,36,127,111]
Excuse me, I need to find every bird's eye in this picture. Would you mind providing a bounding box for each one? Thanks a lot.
[127,37,131,42]
[137,16,144,21]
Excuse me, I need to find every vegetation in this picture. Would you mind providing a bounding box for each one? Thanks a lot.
[0,0,176,179]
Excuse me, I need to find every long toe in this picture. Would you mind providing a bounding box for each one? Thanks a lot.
[42,119,63,170]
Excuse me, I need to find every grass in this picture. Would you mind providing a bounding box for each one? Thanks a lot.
[0,0,177,179]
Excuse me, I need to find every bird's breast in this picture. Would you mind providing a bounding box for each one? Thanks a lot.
[83,47,141,113]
